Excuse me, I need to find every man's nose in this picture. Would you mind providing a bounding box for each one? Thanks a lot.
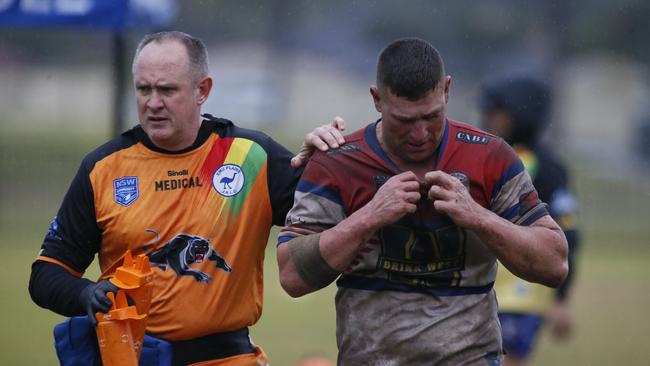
[146,92,164,110]
[410,121,430,141]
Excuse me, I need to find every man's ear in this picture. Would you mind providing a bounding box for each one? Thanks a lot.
[443,75,452,104]
[196,76,213,105]
[370,86,382,112]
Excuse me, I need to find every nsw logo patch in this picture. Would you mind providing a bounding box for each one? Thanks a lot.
[212,164,245,197]
[114,176,139,206]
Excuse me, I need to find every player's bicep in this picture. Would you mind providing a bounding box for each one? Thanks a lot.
[489,142,548,225]
[277,159,344,245]
[529,214,562,232]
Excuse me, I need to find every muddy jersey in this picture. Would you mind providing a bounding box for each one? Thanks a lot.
[38,117,298,341]
[278,119,548,365]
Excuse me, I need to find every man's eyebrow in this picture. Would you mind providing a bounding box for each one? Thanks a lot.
[422,107,443,119]
[156,82,179,88]
[428,104,445,114]
[392,106,444,121]
[391,112,415,122]
[134,81,178,90]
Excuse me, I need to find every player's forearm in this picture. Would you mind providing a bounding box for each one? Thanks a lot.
[473,213,568,287]
[29,260,94,316]
[319,206,382,271]
[277,245,317,297]
[278,206,382,297]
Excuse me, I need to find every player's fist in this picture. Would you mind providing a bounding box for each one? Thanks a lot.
[364,171,421,227]
[425,170,483,228]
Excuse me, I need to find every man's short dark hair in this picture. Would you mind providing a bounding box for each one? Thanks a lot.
[132,31,209,83]
[377,38,445,100]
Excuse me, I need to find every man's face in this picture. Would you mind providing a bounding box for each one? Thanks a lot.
[372,76,451,164]
[480,108,512,141]
[133,40,211,151]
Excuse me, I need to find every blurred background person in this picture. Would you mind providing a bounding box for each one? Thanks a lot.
[479,75,580,366]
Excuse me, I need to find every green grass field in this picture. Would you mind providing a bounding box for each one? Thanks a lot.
[1,127,648,365]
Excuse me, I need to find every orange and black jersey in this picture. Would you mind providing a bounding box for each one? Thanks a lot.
[31,116,299,341]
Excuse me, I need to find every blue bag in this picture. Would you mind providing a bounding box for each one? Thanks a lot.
[53,316,173,366]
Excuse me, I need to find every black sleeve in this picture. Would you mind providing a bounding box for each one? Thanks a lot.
[29,261,94,317]
[265,136,302,226]
[30,158,102,315]
[39,159,101,273]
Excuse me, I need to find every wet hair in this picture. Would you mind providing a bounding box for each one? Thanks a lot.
[132,31,208,83]
[376,38,445,100]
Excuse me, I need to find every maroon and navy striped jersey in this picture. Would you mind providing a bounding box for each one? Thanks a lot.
[278,119,548,365]
[279,118,547,293]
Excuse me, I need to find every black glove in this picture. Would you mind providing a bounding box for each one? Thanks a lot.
[78,280,119,326]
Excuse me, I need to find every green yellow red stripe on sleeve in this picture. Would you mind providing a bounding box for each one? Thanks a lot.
[222,139,267,215]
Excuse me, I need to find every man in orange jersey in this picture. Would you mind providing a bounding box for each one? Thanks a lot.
[29,31,344,366]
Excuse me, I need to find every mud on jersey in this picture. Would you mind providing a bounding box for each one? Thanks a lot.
[38,117,298,341]
[279,119,548,364]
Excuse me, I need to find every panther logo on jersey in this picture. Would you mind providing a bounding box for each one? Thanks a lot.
[147,233,232,283]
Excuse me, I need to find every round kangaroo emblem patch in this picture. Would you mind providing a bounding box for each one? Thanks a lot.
[212,164,245,197]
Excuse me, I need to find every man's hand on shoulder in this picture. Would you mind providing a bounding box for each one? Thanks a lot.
[291,116,347,168]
